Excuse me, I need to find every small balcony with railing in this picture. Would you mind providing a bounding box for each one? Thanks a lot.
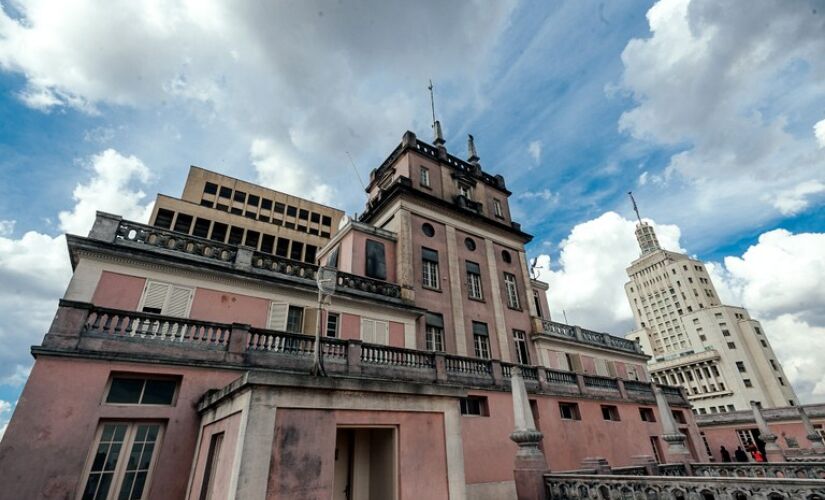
[532,318,645,356]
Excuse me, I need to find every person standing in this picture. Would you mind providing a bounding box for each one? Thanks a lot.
[720,446,732,462]
[734,446,749,462]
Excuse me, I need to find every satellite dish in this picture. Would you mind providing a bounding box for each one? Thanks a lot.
[317,266,338,296]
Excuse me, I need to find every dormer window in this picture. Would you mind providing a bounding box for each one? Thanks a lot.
[420,167,430,188]
[493,199,503,218]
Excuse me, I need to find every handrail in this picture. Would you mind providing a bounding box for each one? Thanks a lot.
[361,343,434,368]
[84,306,231,346]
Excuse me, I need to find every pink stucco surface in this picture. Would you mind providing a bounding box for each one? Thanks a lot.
[190,287,269,327]
[339,313,361,340]
[461,391,702,482]
[346,229,397,284]
[187,411,243,500]
[701,420,822,462]
[0,357,240,500]
[91,271,146,310]
[267,408,449,500]
[389,321,405,347]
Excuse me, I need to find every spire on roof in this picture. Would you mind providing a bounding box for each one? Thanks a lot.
[467,134,479,164]
[628,191,661,256]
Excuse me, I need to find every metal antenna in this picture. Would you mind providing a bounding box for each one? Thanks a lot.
[346,151,366,191]
[428,79,437,130]
[562,309,569,325]
[628,191,643,224]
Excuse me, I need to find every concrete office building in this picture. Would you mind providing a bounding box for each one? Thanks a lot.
[624,216,798,416]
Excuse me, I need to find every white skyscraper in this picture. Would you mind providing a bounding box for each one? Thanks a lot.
[623,195,798,415]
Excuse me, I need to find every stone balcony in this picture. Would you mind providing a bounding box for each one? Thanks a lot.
[78,212,405,304]
[39,301,690,407]
[532,318,646,356]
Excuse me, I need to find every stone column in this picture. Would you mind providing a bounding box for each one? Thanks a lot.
[799,406,825,450]
[510,369,548,500]
[750,401,784,462]
[396,208,416,303]
[654,385,692,464]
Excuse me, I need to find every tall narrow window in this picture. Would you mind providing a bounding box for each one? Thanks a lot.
[465,261,483,300]
[458,183,472,199]
[513,330,529,365]
[503,272,520,309]
[286,306,304,333]
[80,422,163,500]
[361,318,389,344]
[532,290,543,318]
[493,199,503,218]
[425,313,444,351]
[365,240,387,280]
[472,322,490,359]
[199,432,224,500]
[326,312,339,338]
[422,248,440,289]
[420,167,430,187]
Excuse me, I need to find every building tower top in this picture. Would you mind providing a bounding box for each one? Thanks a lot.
[628,192,661,256]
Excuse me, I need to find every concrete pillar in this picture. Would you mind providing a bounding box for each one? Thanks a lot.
[510,369,548,500]
[226,323,250,363]
[750,401,784,462]
[42,299,93,349]
[654,385,692,464]
[395,208,416,303]
[88,211,122,241]
[617,379,629,400]
[234,247,253,272]
[484,238,511,361]
[434,352,448,383]
[491,360,504,387]
[575,373,587,395]
[799,406,825,450]
[445,225,468,356]
[347,339,363,376]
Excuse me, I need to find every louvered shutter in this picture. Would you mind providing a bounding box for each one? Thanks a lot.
[361,319,375,343]
[595,358,609,377]
[375,321,388,344]
[142,281,169,312]
[268,303,288,330]
[165,286,193,317]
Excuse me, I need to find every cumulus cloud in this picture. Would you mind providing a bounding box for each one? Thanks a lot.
[816,119,825,149]
[0,149,153,387]
[0,0,517,206]
[250,138,334,206]
[536,214,825,403]
[618,0,825,225]
[534,212,683,333]
[528,140,542,163]
[0,399,12,442]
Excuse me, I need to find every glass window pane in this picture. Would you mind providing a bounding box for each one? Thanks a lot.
[107,378,144,404]
[141,380,176,405]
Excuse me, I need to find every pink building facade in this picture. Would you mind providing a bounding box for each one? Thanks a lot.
[0,130,706,500]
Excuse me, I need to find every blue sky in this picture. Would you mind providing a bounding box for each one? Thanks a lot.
[1,0,824,428]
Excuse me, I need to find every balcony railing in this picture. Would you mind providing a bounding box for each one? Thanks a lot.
[46,301,690,406]
[105,217,403,302]
[539,319,642,354]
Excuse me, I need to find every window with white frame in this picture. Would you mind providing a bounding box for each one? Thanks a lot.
[325,312,339,338]
[267,303,304,333]
[286,306,304,333]
[458,183,472,199]
[472,321,490,359]
[465,261,483,300]
[425,312,444,351]
[422,248,440,289]
[79,421,164,500]
[503,272,520,309]
[139,280,193,317]
[493,198,503,218]
[361,318,389,344]
[420,166,430,187]
[513,329,529,365]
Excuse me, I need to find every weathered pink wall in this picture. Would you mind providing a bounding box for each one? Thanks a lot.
[91,271,145,310]
[267,408,449,500]
[580,355,596,375]
[389,321,405,347]
[0,357,240,500]
[187,411,243,500]
[346,230,397,284]
[701,419,824,462]
[491,240,537,363]
[339,313,361,341]
[190,288,269,327]
[461,391,698,482]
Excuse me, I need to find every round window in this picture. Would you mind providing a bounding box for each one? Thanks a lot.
[422,223,435,237]
[464,237,476,251]
[501,250,512,263]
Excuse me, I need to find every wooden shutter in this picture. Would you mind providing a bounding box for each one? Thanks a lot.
[361,319,375,343]
[142,281,170,312]
[595,358,609,377]
[268,303,288,330]
[374,321,388,344]
[165,286,193,317]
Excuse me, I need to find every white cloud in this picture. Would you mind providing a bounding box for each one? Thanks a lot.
[0,0,517,208]
[618,0,825,227]
[0,149,153,386]
[815,119,825,149]
[0,399,12,442]
[528,140,542,163]
[535,214,825,403]
[249,138,334,206]
[770,180,825,216]
[518,189,559,204]
[0,220,13,237]
[534,211,682,333]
